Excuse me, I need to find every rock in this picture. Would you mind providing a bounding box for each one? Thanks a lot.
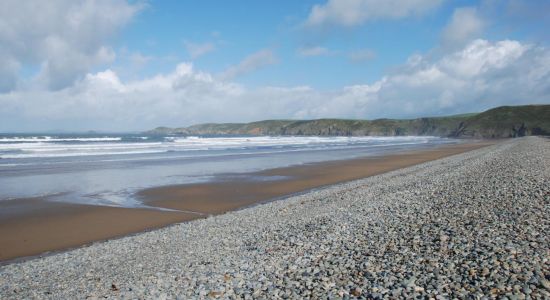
[351,287,362,297]
[1,137,549,299]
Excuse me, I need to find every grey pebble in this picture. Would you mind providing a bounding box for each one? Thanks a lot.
[1,136,549,299]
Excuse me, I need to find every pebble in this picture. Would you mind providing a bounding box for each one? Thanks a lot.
[0,137,548,299]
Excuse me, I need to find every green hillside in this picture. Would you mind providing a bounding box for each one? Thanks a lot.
[452,105,550,138]
[147,105,550,138]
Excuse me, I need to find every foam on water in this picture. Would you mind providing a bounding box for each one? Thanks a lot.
[0,136,122,142]
[0,135,441,160]
[0,134,459,209]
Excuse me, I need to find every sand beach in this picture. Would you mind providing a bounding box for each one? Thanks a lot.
[0,137,547,298]
[0,141,491,262]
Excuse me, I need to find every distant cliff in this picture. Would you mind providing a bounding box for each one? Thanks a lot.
[147,105,550,138]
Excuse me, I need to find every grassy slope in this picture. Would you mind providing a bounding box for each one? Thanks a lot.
[147,105,550,138]
[459,105,550,138]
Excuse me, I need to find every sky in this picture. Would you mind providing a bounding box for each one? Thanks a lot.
[0,0,549,132]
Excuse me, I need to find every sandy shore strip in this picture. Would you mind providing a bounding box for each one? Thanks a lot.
[142,141,494,214]
[0,199,199,263]
[0,137,547,299]
[0,141,492,262]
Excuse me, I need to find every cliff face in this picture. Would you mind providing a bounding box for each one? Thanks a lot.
[450,105,550,138]
[147,105,550,138]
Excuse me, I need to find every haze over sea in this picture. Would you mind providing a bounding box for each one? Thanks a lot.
[0,134,457,209]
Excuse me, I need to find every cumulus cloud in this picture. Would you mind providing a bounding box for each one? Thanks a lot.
[364,39,549,115]
[184,41,216,59]
[0,0,142,91]
[220,49,278,80]
[0,63,246,131]
[304,0,443,28]
[441,7,485,50]
[297,46,332,57]
[1,39,548,131]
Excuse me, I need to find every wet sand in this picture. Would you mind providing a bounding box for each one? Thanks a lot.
[143,142,495,213]
[0,199,198,263]
[0,141,494,262]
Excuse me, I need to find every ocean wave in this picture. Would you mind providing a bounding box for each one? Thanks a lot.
[0,135,446,160]
[0,136,122,142]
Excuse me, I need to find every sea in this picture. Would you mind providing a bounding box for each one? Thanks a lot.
[0,133,460,208]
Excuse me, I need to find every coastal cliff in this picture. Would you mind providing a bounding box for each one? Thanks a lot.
[147,105,550,138]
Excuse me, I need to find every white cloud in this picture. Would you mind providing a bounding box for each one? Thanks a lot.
[220,49,278,80]
[1,39,548,132]
[297,46,332,57]
[369,39,549,115]
[348,49,376,62]
[184,41,216,59]
[0,0,143,91]
[441,7,484,49]
[305,0,443,28]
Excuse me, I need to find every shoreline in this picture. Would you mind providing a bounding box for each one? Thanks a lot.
[1,137,547,298]
[0,140,495,263]
[141,141,495,213]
